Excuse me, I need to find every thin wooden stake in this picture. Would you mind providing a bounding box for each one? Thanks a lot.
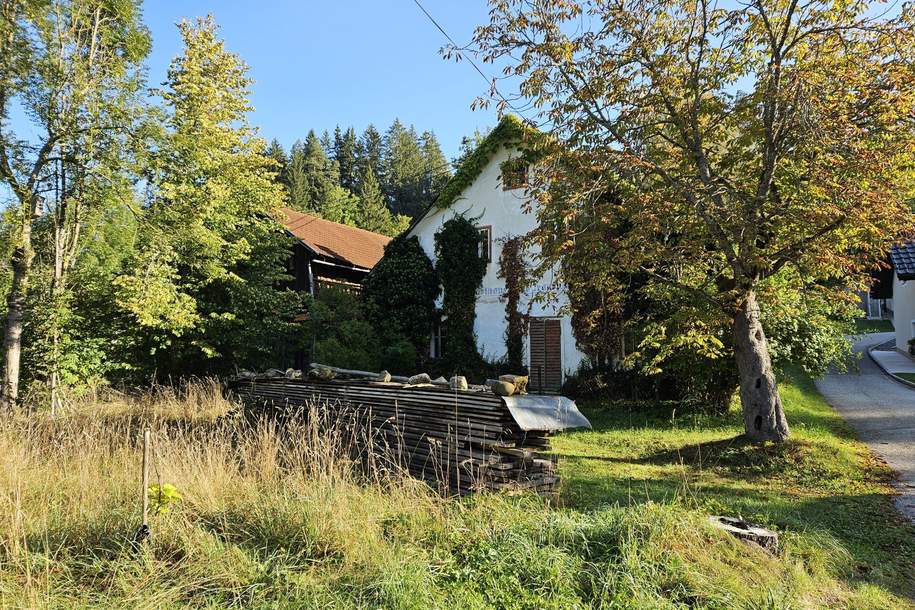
[141,429,150,529]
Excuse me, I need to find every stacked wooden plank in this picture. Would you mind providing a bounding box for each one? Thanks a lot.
[229,377,563,497]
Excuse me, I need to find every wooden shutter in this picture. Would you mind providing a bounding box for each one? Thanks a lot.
[529,318,562,393]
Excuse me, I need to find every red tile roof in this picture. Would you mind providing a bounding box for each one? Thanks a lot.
[279,207,391,270]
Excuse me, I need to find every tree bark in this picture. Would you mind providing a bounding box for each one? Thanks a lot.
[1,212,35,412]
[732,290,789,443]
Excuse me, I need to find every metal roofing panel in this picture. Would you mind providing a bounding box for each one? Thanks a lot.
[501,395,592,432]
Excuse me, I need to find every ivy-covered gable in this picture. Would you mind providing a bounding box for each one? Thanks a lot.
[433,114,548,211]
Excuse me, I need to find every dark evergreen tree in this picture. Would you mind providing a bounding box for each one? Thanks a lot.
[357,124,384,189]
[319,129,333,153]
[334,126,359,192]
[363,235,440,362]
[302,131,337,213]
[265,139,288,188]
[383,119,425,218]
[356,167,409,236]
[285,140,309,209]
[420,130,451,204]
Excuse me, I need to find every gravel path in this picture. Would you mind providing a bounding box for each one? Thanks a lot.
[815,332,915,523]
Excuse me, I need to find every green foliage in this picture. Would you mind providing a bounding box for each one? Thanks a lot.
[306,288,382,372]
[148,483,182,515]
[301,287,420,375]
[114,17,301,377]
[356,167,410,237]
[434,115,547,210]
[382,120,425,218]
[434,215,488,372]
[496,236,527,370]
[363,235,440,361]
[269,119,446,233]
[333,126,359,192]
[759,271,856,378]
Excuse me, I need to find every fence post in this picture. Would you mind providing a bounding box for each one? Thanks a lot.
[133,428,151,544]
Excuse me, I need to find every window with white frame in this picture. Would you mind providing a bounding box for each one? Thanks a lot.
[477,225,492,263]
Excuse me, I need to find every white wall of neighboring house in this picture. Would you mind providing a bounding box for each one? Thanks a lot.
[893,275,915,353]
[408,145,587,381]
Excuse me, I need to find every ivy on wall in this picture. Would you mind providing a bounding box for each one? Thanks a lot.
[434,214,488,372]
[434,114,549,210]
[497,236,528,370]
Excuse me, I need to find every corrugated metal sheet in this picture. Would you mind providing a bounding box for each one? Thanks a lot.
[502,395,591,432]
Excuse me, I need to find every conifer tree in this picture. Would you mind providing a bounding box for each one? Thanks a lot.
[285,140,309,210]
[357,124,384,188]
[420,130,451,204]
[265,139,288,186]
[383,120,425,218]
[334,126,359,192]
[301,131,336,213]
[357,168,410,236]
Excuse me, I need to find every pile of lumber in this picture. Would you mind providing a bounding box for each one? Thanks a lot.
[229,374,575,497]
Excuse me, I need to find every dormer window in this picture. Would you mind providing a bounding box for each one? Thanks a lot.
[501,158,528,190]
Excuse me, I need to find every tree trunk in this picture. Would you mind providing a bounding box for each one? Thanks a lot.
[1,234,34,412]
[732,290,789,443]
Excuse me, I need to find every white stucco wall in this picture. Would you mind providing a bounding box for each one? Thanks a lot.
[408,145,587,379]
[894,275,915,352]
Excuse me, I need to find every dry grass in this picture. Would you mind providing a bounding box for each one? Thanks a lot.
[0,381,910,608]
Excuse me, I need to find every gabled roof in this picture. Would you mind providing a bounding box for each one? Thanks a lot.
[407,114,548,234]
[891,242,915,281]
[279,207,391,270]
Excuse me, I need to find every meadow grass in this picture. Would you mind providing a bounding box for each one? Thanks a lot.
[0,375,911,608]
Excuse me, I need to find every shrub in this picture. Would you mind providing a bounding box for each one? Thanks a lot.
[363,235,439,363]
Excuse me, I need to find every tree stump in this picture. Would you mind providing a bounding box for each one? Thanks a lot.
[709,516,778,552]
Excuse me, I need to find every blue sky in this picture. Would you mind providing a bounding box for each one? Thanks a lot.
[143,0,504,160]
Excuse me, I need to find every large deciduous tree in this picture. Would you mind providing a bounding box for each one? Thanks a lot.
[0,0,149,410]
[467,0,915,442]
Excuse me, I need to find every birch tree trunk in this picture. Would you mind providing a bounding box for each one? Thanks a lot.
[733,290,790,443]
[1,198,38,411]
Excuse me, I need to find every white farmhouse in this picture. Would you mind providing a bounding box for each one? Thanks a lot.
[407,116,587,391]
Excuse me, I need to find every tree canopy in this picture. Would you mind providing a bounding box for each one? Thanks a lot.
[465,0,915,442]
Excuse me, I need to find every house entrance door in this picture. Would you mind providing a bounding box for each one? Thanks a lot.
[529,317,562,393]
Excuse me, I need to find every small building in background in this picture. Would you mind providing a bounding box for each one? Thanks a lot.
[890,242,915,354]
[280,207,391,296]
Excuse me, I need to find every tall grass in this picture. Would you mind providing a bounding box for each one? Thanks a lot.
[0,381,906,608]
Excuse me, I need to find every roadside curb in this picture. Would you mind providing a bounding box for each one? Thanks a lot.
[867,345,915,390]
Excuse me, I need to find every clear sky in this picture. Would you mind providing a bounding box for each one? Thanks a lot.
[142,0,504,160]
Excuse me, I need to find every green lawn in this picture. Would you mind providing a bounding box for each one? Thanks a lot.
[855,318,895,333]
[895,372,915,383]
[553,372,915,606]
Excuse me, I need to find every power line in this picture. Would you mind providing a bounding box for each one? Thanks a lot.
[410,0,528,117]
